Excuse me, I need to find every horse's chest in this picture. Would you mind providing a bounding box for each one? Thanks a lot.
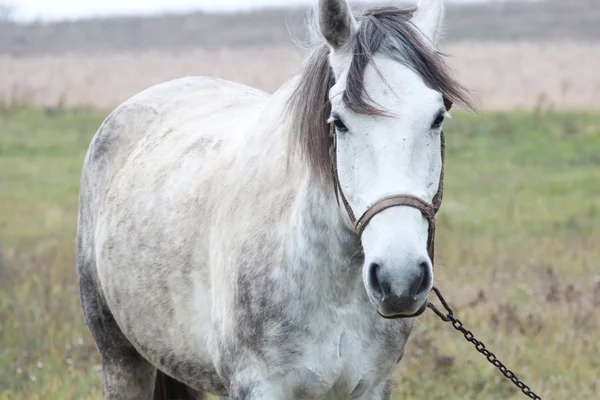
[284,316,408,399]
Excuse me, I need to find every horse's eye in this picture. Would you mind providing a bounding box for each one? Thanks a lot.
[432,113,445,129]
[333,118,348,133]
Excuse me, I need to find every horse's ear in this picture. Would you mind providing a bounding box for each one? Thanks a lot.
[318,0,358,51]
[410,0,445,47]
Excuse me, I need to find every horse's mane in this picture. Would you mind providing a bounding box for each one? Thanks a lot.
[286,5,473,179]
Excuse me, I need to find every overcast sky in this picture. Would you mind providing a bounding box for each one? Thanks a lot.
[8,0,487,22]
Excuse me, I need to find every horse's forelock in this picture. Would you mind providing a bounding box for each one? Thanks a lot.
[287,5,473,180]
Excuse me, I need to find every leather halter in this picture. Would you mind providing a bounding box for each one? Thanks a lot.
[329,100,450,266]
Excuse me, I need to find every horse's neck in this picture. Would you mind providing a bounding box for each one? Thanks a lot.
[285,176,364,303]
[247,78,364,303]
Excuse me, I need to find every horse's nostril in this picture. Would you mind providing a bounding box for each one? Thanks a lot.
[369,262,390,300]
[407,261,430,296]
[417,261,431,294]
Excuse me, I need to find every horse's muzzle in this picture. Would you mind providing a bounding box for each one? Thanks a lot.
[367,259,432,318]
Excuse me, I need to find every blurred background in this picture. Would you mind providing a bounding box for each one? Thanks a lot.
[0,0,599,399]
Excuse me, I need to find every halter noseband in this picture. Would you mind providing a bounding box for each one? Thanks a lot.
[328,99,450,270]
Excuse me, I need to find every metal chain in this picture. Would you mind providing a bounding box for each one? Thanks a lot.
[427,287,542,400]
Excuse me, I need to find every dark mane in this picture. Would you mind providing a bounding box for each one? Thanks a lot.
[286,5,473,179]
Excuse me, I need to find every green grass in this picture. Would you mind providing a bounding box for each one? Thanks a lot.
[1,108,599,399]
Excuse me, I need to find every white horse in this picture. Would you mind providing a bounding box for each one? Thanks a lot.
[76,0,471,399]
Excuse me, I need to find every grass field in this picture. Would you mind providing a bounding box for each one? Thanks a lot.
[0,107,599,399]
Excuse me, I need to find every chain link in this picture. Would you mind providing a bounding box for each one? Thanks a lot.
[428,287,542,400]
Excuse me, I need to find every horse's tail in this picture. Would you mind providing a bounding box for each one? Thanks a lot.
[153,370,205,400]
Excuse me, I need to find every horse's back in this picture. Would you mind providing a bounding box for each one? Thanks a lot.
[77,76,269,393]
[87,76,268,173]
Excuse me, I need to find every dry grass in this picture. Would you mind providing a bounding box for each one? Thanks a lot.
[0,46,301,110]
[1,42,599,111]
[447,42,600,111]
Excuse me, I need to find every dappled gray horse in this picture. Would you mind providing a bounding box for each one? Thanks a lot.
[76,0,471,399]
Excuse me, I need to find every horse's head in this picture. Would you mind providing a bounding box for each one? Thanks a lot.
[316,0,469,318]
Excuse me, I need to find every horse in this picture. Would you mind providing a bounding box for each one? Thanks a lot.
[76,0,472,399]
